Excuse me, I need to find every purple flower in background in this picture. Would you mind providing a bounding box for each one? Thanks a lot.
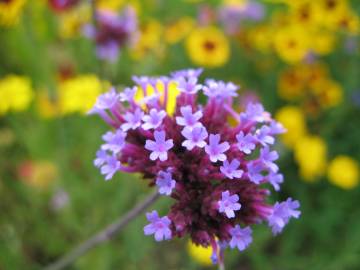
[268,198,301,235]
[255,125,275,146]
[156,170,176,196]
[101,130,126,154]
[236,131,256,154]
[229,225,252,251]
[121,108,144,131]
[144,211,172,241]
[267,172,283,191]
[176,106,203,128]
[205,134,230,162]
[100,155,121,180]
[91,68,300,263]
[220,159,244,179]
[259,146,279,173]
[181,126,208,150]
[145,131,174,161]
[218,191,241,218]
[84,7,138,61]
[142,109,166,130]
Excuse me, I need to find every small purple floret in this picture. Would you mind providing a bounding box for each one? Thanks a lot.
[220,159,244,179]
[156,170,176,196]
[229,225,252,251]
[236,131,256,154]
[268,198,301,235]
[145,130,174,161]
[176,106,203,128]
[218,191,241,218]
[181,125,208,150]
[142,109,166,130]
[121,108,144,131]
[144,210,172,241]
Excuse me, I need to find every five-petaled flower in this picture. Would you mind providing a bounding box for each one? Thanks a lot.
[156,170,176,196]
[218,191,242,218]
[220,159,244,179]
[236,131,256,154]
[121,108,144,131]
[142,109,167,130]
[145,130,174,161]
[205,134,230,162]
[176,106,203,128]
[229,225,253,251]
[144,211,172,241]
[181,126,208,150]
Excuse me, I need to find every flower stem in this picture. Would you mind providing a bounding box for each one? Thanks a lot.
[44,190,160,270]
[219,261,225,270]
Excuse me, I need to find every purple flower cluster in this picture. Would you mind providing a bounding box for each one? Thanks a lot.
[90,68,300,265]
[83,7,138,62]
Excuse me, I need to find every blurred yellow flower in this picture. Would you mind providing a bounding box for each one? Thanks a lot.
[273,24,310,63]
[275,106,307,148]
[131,19,164,60]
[59,4,91,38]
[187,240,212,266]
[0,0,26,26]
[134,80,180,116]
[96,0,141,14]
[278,66,307,101]
[294,135,327,181]
[185,26,230,68]
[328,155,359,189]
[310,30,336,55]
[18,160,58,190]
[36,90,60,119]
[310,79,343,108]
[164,17,194,44]
[0,75,33,115]
[58,75,106,115]
[247,25,274,54]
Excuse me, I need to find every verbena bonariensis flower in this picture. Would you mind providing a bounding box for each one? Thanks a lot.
[90,68,300,265]
[83,7,138,62]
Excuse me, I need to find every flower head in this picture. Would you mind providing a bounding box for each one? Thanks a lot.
[91,68,300,264]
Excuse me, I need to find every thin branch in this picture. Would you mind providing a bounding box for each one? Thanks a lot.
[44,191,160,270]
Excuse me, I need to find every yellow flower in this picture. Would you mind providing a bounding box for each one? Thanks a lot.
[0,75,33,115]
[18,160,58,190]
[294,135,327,181]
[289,1,321,27]
[134,80,180,116]
[187,240,212,266]
[310,78,343,108]
[275,106,307,148]
[185,26,230,68]
[131,19,164,60]
[273,24,310,63]
[164,17,194,44]
[96,0,141,14]
[310,30,336,55]
[58,75,106,115]
[59,4,91,39]
[314,0,349,29]
[278,66,307,101]
[36,90,60,119]
[0,0,26,26]
[247,25,274,54]
[328,156,359,189]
